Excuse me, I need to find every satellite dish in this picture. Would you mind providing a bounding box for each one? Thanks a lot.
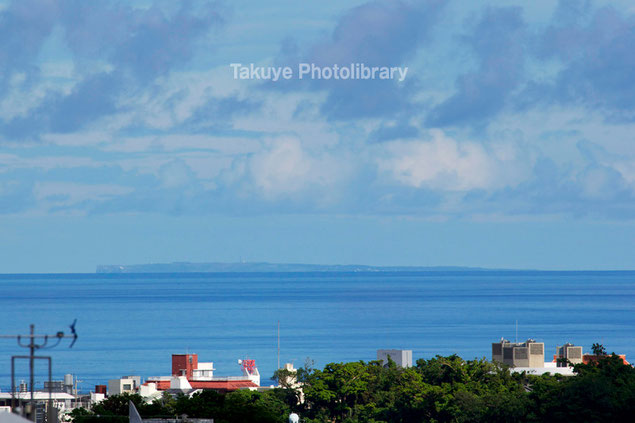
[289,413,300,423]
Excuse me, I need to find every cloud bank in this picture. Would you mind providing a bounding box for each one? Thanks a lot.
[0,0,633,220]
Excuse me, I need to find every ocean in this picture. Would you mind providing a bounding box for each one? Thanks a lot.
[1,271,634,392]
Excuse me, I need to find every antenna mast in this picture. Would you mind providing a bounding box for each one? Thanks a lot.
[515,320,518,343]
[0,322,78,421]
[277,321,280,370]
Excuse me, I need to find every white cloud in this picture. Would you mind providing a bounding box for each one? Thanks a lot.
[247,136,344,199]
[0,70,75,122]
[579,168,611,199]
[33,181,133,209]
[377,130,531,191]
[614,160,635,187]
[0,153,100,172]
[158,159,195,188]
[41,131,112,147]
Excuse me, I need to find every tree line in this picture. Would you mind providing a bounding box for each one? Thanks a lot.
[70,351,635,423]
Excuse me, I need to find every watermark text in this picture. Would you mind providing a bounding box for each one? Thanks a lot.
[230,63,409,82]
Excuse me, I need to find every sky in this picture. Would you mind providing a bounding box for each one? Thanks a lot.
[0,0,634,272]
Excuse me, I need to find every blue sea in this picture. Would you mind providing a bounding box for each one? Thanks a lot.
[1,271,634,392]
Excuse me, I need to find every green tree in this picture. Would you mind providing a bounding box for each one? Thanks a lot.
[91,393,144,416]
[591,343,607,356]
[139,391,177,417]
[528,354,635,422]
[70,353,635,423]
[221,389,289,423]
[174,390,225,418]
[272,367,298,389]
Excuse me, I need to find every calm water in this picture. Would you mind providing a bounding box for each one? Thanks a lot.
[0,271,634,392]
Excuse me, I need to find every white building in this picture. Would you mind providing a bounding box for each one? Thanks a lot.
[107,377,138,396]
[192,362,215,380]
[0,391,76,420]
[377,349,413,368]
[90,392,105,405]
[509,361,575,376]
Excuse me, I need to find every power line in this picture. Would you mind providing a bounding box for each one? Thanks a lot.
[1,322,78,422]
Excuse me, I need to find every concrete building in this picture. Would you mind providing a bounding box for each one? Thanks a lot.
[107,376,140,396]
[493,339,632,376]
[43,374,76,395]
[377,349,413,368]
[553,343,629,366]
[123,375,142,389]
[492,338,544,368]
[555,343,584,366]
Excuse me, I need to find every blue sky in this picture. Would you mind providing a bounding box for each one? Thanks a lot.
[0,0,634,272]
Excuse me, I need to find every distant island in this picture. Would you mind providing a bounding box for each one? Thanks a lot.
[96,262,493,273]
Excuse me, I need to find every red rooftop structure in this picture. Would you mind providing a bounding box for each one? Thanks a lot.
[582,354,630,366]
[171,354,198,379]
[143,353,260,394]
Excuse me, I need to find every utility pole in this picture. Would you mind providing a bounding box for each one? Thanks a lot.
[74,377,83,409]
[0,321,78,422]
[28,325,35,414]
[277,320,280,370]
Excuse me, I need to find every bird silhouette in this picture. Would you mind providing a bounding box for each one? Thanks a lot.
[69,319,78,348]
